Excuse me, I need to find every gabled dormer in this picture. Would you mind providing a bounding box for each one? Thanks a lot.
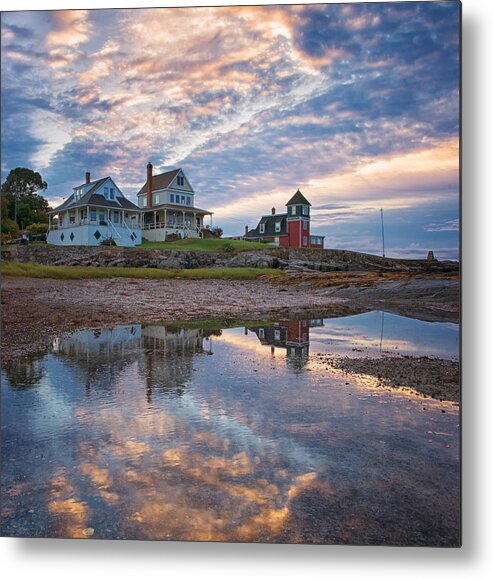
[286,189,311,218]
[137,164,196,209]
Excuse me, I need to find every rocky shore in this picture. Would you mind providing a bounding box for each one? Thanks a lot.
[317,354,460,403]
[3,244,459,274]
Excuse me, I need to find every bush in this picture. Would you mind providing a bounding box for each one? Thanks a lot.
[25,222,48,236]
[1,217,20,244]
[1,232,13,245]
[211,226,223,238]
[222,242,235,253]
[100,236,117,246]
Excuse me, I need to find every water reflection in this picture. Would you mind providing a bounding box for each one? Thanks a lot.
[247,319,324,370]
[1,314,460,545]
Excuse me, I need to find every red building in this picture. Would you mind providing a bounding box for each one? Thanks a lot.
[244,190,324,249]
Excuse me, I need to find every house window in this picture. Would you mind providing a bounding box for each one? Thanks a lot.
[69,212,75,224]
[303,205,308,215]
[259,328,265,339]
[259,223,265,234]
[303,236,308,246]
[110,188,115,200]
[289,206,295,215]
[170,194,174,203]
[177,175,184,186]
[303,221,307,230]
[275,221,281,232]
[186,197,191,206]
[140,197,147,208]
[154,193,160,205]
[274,329,281,341]
[104,187,109,198]
[113,212,120,224]
[181,196,186,204]
[90,209,97,221]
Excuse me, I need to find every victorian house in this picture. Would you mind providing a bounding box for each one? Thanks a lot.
[47,173,142,247]
[138,163,213,241]
[244,190,324,249]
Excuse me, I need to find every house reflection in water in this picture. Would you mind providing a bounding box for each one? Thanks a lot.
[53,324,214,402]
[139,325,213,402]
[246,319,324,369]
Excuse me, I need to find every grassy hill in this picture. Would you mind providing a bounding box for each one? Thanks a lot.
[140,238,272,252]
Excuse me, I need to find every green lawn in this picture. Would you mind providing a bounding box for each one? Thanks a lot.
[139,238,273,252]
[1,261,283,281]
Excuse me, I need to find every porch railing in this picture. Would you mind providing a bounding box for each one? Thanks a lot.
[143,221,200,233]
[49,218,141,231]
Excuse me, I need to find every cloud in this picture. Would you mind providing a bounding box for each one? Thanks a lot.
[424,218,460,232]
[0,3,460,259]
[45,10,91,47]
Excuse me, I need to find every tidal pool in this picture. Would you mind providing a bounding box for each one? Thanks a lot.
[1,313,460,545]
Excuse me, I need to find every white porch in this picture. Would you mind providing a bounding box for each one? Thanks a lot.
[142,208,212,241]
[47,206,143,247]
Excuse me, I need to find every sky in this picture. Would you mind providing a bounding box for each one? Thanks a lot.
[1,1,460,259]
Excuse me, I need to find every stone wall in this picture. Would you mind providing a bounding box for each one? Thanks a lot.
[2,244,458,272]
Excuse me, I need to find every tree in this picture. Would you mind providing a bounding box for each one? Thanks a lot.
[1,167,49,228]
[1,193,19,243]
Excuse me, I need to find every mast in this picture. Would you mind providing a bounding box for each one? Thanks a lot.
[380,208,385,258]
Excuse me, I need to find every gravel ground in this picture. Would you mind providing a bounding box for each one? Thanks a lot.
[317,354,460,402]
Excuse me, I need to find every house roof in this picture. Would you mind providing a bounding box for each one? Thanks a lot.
[138,169,181,195]
[286,189,311,206]
[50,177,140,213]
[245,213,288,239]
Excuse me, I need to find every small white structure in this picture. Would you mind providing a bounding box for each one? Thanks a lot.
[47,173,143,247]
[138,163,213,241]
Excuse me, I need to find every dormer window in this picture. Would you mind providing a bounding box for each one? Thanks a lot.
[259,223,265,234]
[177,175,184,186]
[275,221,281,233]
[110,188,115,200]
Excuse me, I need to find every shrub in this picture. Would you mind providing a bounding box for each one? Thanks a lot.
[222,242,235,253]
[25,222,48,236]
[100,236,117,246]
[211,226,223,238]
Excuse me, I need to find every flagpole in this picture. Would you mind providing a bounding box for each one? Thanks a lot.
[380,208,385,258]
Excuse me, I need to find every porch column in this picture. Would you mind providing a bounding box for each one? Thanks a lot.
[210,214,213,227]
[154,210,157,229]
[48,214,52,230]
[75,207,79,225]
[193,212,197,233]
[182,210,186,236]
[164,210,167,239]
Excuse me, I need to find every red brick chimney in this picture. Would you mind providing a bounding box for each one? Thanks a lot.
[147,162,153,208]
[244,225,249,237]
[85,172,91,184]
[272,207,276,215]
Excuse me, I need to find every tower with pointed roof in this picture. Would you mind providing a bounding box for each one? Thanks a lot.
[285,189,311,248]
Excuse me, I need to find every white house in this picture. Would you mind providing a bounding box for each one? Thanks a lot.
[138,163,213,241]
[47,173,143,247]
